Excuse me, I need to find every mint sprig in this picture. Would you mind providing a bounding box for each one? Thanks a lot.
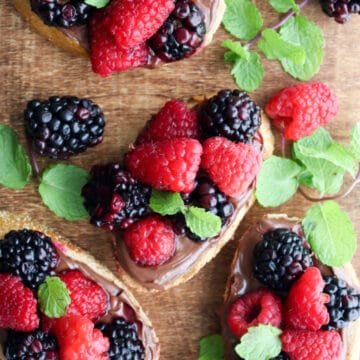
[350,122,360,160]
[198,334,224,360]
[269,0,299,13]
[84,0,110,8]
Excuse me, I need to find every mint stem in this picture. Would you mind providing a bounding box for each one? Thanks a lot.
[27,138,40,179]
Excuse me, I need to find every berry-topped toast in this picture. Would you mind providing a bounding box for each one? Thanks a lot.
[11,0,225,76]
[221,214,360,360]
[0,211,160,360]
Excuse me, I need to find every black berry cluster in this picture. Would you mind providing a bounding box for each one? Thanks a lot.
[320,0,360,24]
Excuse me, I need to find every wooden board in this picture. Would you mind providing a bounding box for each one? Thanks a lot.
[0,1,359,358]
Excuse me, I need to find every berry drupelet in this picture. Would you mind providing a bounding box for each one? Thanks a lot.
[320,0,360,24]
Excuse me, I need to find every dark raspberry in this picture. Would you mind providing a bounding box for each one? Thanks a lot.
[0,229,59,289]
[148,0,206,62]
[31,0,93,28]
[320,0,360,23]
[5,329,58,360]
[253,228,313,291]
[199,89,261,143]
[96,318,145,360]
[322,275,360,330]
[25,96,105,159]
[82,163,151,231]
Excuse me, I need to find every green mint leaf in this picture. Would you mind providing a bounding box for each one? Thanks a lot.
[38,277,71,318]
[198,334,224,360]
[150,189,185,216]
[235,325,282,360]
[222,0,263,40]
[279,15,324,81]
[185,206,222,238]
[256,156,302,207]
[84,0,110,8]
[39,164,89,220]
[350,122,360,161]
[302,201,356,267]
[258,29,305,65]
[268,0,299,13]
[222,39,248,59]
[0,124,31,190]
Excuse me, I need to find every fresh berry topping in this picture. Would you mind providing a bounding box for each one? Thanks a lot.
[5,329,58,360]
[124,215,175,266]
[226,289,282,338]
[274,353,291,360]
[0,274,39,332]
[136,99,200,144]
[281,329,342,360]
[82,163,151,231]
[199,89,261,143]
[320,0,360,23]
[126,138,203,193]
[265,83,338,141]
[322,275,360,330]
[149,0,206,62]
[284,267,330,330]
[0,229,59,289]
[53,315,109,360]
[253,228,313,291]
[25,96,105,159]
[201,137,262,197]
[96,318,145,359]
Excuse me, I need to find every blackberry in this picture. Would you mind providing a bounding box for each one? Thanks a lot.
[25,96,105,159]
[273,353,290,360]
[5,329,58,360]
[96,318,145,360]
[0,229,59,289]
[322,275,360,330]
[320,0,360,24]
[31,0,93,28]
[199,89,261,143]
[148,0,206,62]
[82,163,151,231]
[253,228,313,291]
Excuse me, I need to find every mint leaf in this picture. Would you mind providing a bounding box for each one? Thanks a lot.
[84,0,110,8]
[256,156,302,207]
[268,0,299,13]
[350,122,360,161]
[185,206,222,238]
[198,334,224,360]
[150,189,185,216]
[258,29,305,65]
[235,325,282,360]
[38,277,70,318]
[0,124,31,190]
[279,15,324,80]
[302,201,356,267]
[39,164,89,220]
[222,0,263,40]
[222,39,248,58]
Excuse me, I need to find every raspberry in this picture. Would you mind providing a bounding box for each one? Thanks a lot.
[124,215,175,266]
[320,0,360,24]
[265,83,338,141]
[281,329,342,360]
[125,138,203,193]
[135,99,200,145]
[0,274,39,332]
[284,267,330,330]
[201,137,262,197]
[226,289,282,338]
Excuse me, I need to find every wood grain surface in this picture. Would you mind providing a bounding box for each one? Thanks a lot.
[1,1,360,358]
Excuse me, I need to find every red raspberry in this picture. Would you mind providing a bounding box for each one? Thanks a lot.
[124,215,175,266]
[125,138,203,193]
[201,137,262,197]
[53,315,109,360]
[281,329,342,360]
[284,267,330,330]
[265,83,338,141]
[227,289,282,338]
[136,99,200,145]
[0,273,39,332]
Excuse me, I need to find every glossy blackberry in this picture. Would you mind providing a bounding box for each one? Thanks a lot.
[25,96,105,159]
[320,0,360,24]
[82,163,151,231]
[31,0,93,28]
[5,329,58,360]
[96,318,145,360]
[253,228,313,291]
[199,89,261,143]
[0,229,59,290]
[273,353,290,360]
[148,0,206,62]
[322,275,360,330]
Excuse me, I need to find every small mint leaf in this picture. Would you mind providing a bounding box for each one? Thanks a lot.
[222,40,248,59]
[302,201,356,267]
[198,334,224,360]
[150,189,185,216]
[84,0,110,8]
[350,122,360,161]
[268,0,299,13]
[185,206,221,238]
[38,277,70,318]
[235,324,282,360]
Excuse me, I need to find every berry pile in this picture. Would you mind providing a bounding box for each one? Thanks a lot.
[320,0,360,24]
